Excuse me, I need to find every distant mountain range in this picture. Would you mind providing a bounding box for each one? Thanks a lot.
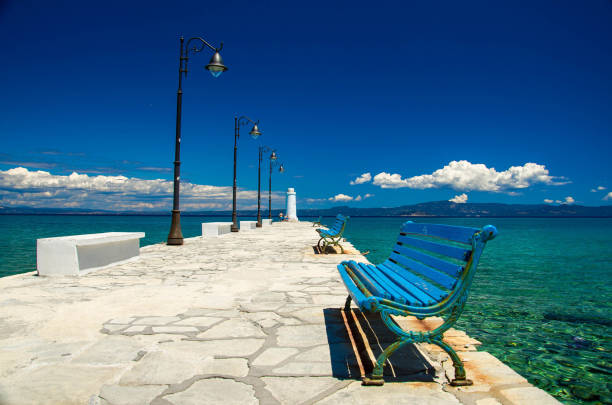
[1,201,611,217]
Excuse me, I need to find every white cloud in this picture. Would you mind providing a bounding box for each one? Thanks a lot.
[0,167,282,211]
[329,193,354,202]
[354,195,362,201]
[592,186,607,192]
[603,192,612,201]
[449,193,468,203]
[350,172,372,185]
[549,196,575,205]
[364,193,374,199]
[305,198,327,204]
[372,172,410,189]
[371,161,566,192]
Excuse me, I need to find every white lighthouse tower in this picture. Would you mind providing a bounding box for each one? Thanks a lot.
[286,188,299,222]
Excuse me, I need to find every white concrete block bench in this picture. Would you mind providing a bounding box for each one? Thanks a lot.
[240,221,257,230]
[262,219,272,226]
[202,222,232,237]
[37,232,145,276]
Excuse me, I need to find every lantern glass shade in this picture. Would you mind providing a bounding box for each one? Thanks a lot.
[249,124,261,139]
[270,152,277,160]
[205,51,228,78]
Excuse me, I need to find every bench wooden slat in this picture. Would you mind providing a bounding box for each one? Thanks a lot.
[398,235,471,262]
[401,222,479,244]
[378,262,439,306]
[357,262,408,304]
[383,258,451,300]
[337,264,372,308]
[347,261,391,300]
[389,252,457,290]
[380,261,448,305]
[393,243,463,277]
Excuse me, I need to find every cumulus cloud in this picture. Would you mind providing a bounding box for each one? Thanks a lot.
[563,196,575,204]
[449,193,468,203]
[603,192,612,201]
[0,167,281,211]
[305,198,326,204]
[371,161,566,192]
[350,172,372,185]
[544,197,574,205]
[329,194,354,202]
[591,186,607,192]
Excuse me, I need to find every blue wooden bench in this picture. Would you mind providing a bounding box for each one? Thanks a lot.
[316,214,349,253]
[337,221,498,386]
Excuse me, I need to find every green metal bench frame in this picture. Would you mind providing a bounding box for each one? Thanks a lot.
[316,214,349,253]
[312,216,322,227]
[337,221,497,386]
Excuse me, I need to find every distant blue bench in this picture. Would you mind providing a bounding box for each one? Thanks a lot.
[316,214,349,253]
[337,221,498,386]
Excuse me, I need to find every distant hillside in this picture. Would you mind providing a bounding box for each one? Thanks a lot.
[297,201,612,217]
[1,201,611,217]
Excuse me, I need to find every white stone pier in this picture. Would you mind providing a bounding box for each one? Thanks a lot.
[0,222,560,405]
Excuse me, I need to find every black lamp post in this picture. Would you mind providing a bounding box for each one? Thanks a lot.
[232,116,261,232]
[167,36,228,246]
[256,146,274,227]
[268,154,284,220]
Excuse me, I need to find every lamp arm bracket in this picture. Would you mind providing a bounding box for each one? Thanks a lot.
[186,37,222,56]
[237,115,258,127]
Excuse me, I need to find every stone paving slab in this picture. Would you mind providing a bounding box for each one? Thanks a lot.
[0,222,560,405]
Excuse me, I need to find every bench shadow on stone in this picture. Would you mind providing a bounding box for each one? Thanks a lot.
[323,308,436,382]
[312,245,352,255]
[312,245,339,255]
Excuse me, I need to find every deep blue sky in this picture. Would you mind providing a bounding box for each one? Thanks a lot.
[0,0,611,210]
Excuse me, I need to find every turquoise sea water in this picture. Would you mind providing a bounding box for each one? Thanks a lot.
[1,215,610,404]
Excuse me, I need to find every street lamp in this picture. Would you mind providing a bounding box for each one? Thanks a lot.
[167,36,228,246]
[256,146,275,227]
[268,152,284,221]
[232,116,261,232]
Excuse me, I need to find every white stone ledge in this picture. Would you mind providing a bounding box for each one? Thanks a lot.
[37,232,145,276]
[240,221,257,230]
[262,219,272,226]
[202,222,233,237]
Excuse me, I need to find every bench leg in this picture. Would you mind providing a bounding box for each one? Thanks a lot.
[434,338,473,386]
[322,239,329,254]
[336,238,345,253]
[363,338,408,386]
[317,237,325,253]
[344,294,352,310]
[363,311,413,386]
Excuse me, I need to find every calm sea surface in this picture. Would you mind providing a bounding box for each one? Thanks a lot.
[1,215,610,404]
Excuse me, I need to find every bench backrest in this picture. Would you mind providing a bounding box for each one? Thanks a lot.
[330,214,349,235]
[382,221,497,308]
